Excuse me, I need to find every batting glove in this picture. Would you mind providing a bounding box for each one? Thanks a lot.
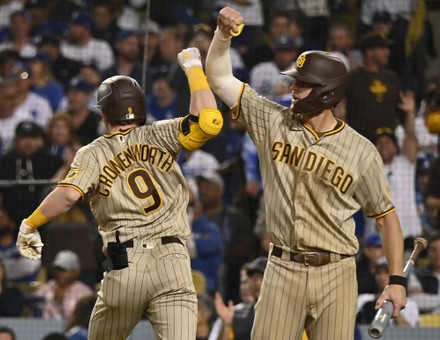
[16,220,44,259]
[178,47,202,74]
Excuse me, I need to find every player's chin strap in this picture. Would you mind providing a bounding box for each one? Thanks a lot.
[178,108,223,150]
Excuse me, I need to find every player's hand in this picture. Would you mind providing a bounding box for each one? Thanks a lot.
[217,6,244,37]
[375,284,407,318]
[177,47,202,74]
[16,220,44,259]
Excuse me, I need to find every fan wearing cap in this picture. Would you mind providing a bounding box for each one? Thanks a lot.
[0,121,65,227]
[61,77,100,146]
[60,10,115,72]
[356,233,385,295]
[342,31,413,143]
[369,123,422,250]
[11,61,53,129]
[0,10,37,59]
[205,6,407,340]
[249,35,298,101]
[101,30,144,91]
[36,250,94,319]
[211,257,267,340]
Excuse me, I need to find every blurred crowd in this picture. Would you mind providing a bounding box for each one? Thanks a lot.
[1,0,440,339]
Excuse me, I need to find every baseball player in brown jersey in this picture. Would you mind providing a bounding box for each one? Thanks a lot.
[203,6,407,340]
[16,48,223,340]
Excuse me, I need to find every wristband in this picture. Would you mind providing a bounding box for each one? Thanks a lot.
[388,275,407,288]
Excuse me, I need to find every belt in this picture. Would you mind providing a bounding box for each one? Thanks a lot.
[271,245,350,267]
[122,236,183,248]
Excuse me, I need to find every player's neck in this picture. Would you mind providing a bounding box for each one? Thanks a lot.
[300,110,337,133]
[108,124,137,134]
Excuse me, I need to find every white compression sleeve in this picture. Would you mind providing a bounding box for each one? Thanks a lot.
[206,29,243,109]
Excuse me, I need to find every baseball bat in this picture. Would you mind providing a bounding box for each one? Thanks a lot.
[368,237,428,338]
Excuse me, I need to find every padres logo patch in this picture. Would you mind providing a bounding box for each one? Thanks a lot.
[65,169,80,180]
[126,106,135,119]
[297,54,306,68]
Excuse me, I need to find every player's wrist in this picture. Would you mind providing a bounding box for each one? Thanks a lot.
[388,275,407,288]
[20,222,36,235]
[214,27,232,42]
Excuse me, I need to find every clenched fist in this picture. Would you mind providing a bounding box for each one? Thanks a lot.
[217,7,244,37]
[16,220,44,259]
[177,47,202,74]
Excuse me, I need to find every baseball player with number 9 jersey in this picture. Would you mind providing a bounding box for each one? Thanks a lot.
[205,6,407,340]
[16,47,223,339]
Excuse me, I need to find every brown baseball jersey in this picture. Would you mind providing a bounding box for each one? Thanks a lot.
[59,119,197,340]
[233,84,394,340]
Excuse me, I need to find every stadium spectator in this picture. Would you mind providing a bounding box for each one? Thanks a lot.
[90,1,120,49]
[0,121,66,227]
[243,10,291,69]
[0,207,41,283]
[36,250,94,320]
[178,149,220,179]
[249,35,297,101]
[0,48,19,77]
[0,325,17,340]
[197,294,217,340]
[146,69,178,122]
[11,61,53,129]
[425,155,440,233]
[356,233,385,295]
[0,10,37,58]
[210,256,267,340]
[187,178,224,294]
[36,36,83,91]
[60,10,115,73]
[0,0,23,31]
[0,76,19,154]
[0,258,25,317]
[409,234,440,313]
[62,77,100,146]
[197,171,254,303]
[326,21,360,71]
[28,52,65,111]
[101,30,144,90]
[357,260,420,327]
[368,122,422,248]
[64,295,97,340]
[25,0,53,41]
[44,112,79,163]
[343,32,404,142]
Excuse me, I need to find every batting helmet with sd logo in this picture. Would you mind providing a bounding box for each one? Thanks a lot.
[282,50,348,117]
[97,75,146,124]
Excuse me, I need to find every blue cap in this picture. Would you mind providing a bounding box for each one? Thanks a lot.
[364,233,382,248]
[70,11,93,30]
[115,30,138,43]
[27,51,52,64]
[274,36,297,51]
[170,5,198,27]
[11,61,32,79]
[68,77,93,92]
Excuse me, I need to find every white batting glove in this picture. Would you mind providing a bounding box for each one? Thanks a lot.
[177,47,202,74]
[16,220,44,260]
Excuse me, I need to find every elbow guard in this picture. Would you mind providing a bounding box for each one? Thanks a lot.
[427,110,440,134]
[178,108,223,150]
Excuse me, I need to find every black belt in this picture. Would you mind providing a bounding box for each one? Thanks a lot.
[271,245,350,267]
[122,236,183,248]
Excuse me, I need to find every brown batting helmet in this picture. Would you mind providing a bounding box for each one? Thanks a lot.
[282,50,348,116]
[97,75,146,124]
